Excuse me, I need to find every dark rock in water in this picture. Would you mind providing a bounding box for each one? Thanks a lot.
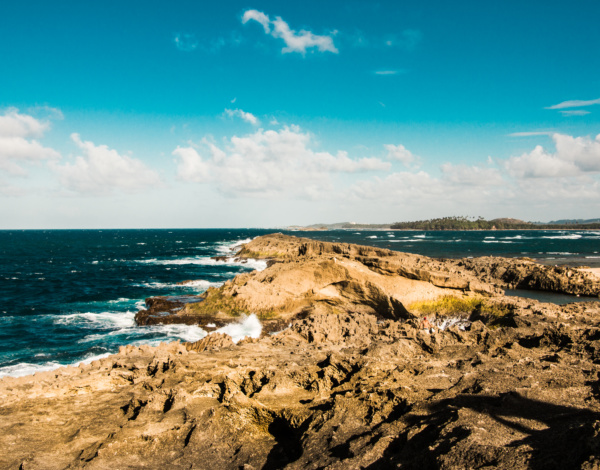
[135,295,206,326]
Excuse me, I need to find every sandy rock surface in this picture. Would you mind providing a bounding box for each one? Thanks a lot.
[3,298,600,469]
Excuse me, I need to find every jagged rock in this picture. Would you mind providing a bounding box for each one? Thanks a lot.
[3,300,600,468]
[186,333,234,352]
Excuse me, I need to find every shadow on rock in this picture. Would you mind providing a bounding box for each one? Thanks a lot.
[368,393,600,470]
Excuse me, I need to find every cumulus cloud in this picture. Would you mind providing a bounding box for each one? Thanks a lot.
[505,133,600,178]
[384,144,418,167]
[0,108,60,176]
[242,9,338,54]
[53,134,162,194]
[174,125,388,198]
[224,108,259,125]
[546,98,600,109]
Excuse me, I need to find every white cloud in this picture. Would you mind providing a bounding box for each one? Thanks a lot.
[505,133,600,178]
[242,9,338,54]
[173,33,198,52]
[546,98,600,109]
[0,108,60,176]
[224,108,259,125]
[173,146,210,183]
[0,108,49,138]
[174,125,388,198]
[384,144,417,167]
[560,110,590,116]
[242,10,271,33]
[441,163,504,186]
[53,134,162,194]
[508,131,554,137]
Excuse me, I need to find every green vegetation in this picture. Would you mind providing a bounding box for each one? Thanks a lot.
[408,295,516,328]
[390,216,600,231]
[187,288,247,317]
[238,249,289,259]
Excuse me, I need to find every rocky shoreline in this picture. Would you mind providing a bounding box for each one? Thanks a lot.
[2,234,600,469]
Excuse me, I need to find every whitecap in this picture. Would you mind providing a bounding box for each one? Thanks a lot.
[133,256,267,271]
[542,234,582,240]
[54,311,135,329]
[366,235,378,239]
[138,279,222,291]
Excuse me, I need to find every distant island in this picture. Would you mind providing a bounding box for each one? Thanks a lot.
[291,216,600,231]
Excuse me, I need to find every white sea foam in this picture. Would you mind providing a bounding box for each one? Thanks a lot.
[483,240,513,244]
[215,238,253,254]
[414,234,426,238]
[138,280,222,290]
[214,314,262,343]
[133,256,268,271]
[0,361,63,379]
[542,234,582,240]
[75,352,112,365]
[367,235,378,239]
[54,311,136,329]
[137,324,208,344]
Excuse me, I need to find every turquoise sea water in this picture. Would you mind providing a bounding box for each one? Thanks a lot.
[1,228,599,377]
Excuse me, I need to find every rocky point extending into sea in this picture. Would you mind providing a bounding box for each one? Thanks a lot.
[2,233,600,469]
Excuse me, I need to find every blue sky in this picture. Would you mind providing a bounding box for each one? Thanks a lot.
[1,0,599,228]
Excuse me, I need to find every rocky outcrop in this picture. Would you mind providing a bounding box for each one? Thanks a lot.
[140,234,599,329]
[2,297,600,469]
[455,256,600,296]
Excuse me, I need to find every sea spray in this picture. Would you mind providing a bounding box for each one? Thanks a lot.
[214,314,262,343]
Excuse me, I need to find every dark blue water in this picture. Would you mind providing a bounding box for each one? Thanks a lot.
[1,228,599,377]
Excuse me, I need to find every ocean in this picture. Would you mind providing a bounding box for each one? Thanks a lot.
[1,228,599,378]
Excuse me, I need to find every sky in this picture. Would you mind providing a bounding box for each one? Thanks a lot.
[1,0,599,228]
